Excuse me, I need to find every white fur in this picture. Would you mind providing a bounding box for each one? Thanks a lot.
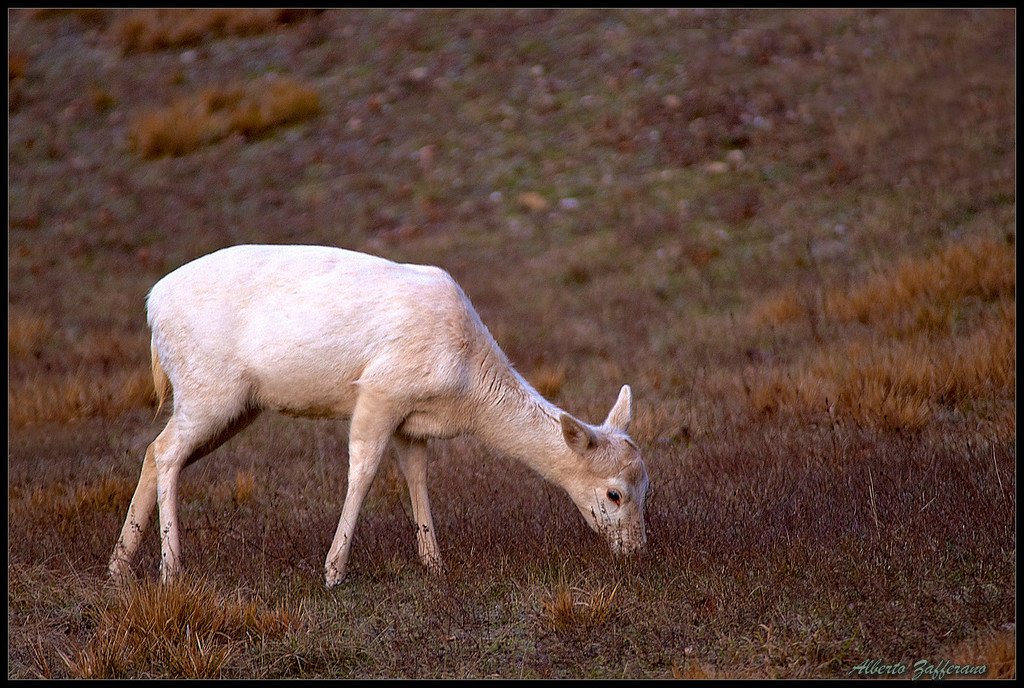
[109,244,649,587]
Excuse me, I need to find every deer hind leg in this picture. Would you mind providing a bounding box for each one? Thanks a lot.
[393,435,443,574]
[324,392,401,588]
[148,402,259,583]
[109,442,159,581]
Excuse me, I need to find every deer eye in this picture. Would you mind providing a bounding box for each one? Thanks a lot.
[607,490,621,504]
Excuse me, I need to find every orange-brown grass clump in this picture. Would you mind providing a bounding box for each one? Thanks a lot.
[28,8,107,25]
[64,575,297,678]
[9,476,136,526]
[540,579,620,633]
[9,310,55,357]
[9,50,28,81]
[129,77,322,158]
[529,362,567,398]
[749,286,808,328]
[824,237,1015,334]
[210,470,257,507]
[8,366,155,427]
[748,237,1015,431]
[945,628,1016,679]
[112,9,320,54]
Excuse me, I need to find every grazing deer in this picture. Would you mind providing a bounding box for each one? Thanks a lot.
[109,244,649,588]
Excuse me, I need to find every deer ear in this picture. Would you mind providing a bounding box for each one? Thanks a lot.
[560,413,597,454]
[604,384,633,431]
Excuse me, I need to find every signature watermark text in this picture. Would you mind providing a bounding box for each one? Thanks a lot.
[849,658,988,680]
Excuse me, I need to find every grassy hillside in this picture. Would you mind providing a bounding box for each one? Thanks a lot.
[8,9,1015,679]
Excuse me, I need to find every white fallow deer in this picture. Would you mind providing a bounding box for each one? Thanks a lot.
[108,244,649,588]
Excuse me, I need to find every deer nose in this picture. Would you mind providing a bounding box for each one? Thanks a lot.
[610,534,644,556]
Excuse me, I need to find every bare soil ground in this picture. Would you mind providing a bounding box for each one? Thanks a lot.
[8,9,1015,679]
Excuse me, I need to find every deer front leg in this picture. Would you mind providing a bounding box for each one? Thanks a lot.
[393,435,443,574]
[325,394,400,588]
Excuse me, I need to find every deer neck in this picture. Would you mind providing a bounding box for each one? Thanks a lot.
[470,350,588,487]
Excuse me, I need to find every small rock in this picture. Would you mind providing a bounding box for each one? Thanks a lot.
[418,145,436,170]
[662,93,682,109]
[517,192,549,212]
[408,66,429,82]
[180,49,197,64]
[726,149,745,166]
[559,197,579,210]
[489,191,503,203]
[705,161,729,174]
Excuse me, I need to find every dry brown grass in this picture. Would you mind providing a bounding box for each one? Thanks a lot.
[64,575,297,678]
[111,9,320,54]
[540,579,620,633]
[129,77,321,158]
[748,238,1016,430]
[749,286,808,328]
[210,470,257,506]
[529,362,567,398]
[752,238,1014,335]
[9,311,55,357]
[88,83,116,113]
[28,8,107,25]
[8,366,155,427]
[946,628,1016,679]
[71,329,148,366]
[825,237,1015,332]
[10,50,28,81]
[9,476,137,525]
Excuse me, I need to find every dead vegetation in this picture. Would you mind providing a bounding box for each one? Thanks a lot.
[540,579,620,633]
[111,9,321,54]
[8,366,154,427]
[129,77,322,158]
[8,310,55,357]
[946,628,1016,680]
[64,575,297,678]
[747,237,1015,431]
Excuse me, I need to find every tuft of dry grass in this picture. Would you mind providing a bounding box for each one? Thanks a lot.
[28,8,107,25]
[129,77,322,158]
[529,362,567,398]
[88,83,117,113]
[749,286,808,328]
[748,238,1015,430]
[946,628,1016,679]
[540,579,620,632]
[211,470,257,506]
[824,237,1015,331]
[8,476,136,537]
[111,9,321,54]
[64,575,297,678]
[73,476,138,514]
[8,366,155,427]
[9,311,55,357]
[10,50,28,81]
